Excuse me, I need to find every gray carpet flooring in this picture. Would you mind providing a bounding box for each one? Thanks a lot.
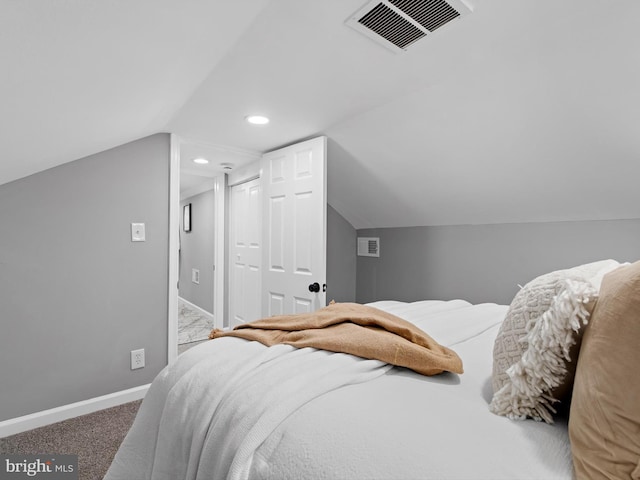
[0,400,142,480]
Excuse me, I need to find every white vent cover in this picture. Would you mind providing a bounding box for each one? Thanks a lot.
[346,0,472,52]
[357,237,380,257]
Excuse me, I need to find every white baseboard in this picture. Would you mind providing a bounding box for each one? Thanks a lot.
[178,296,215,323]
[0,384,150,438]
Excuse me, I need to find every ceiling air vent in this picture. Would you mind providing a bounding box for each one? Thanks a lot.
[357,237,380,257]
[346,0,472,53]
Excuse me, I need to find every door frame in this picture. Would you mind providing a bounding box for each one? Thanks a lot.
[168,134,180,364]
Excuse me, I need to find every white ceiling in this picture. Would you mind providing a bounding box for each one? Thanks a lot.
[179,138,260,198]
[2,0,640,228]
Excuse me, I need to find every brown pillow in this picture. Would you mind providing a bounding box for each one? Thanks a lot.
[569,261,640,479]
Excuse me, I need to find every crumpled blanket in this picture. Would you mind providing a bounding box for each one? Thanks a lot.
[210,302,463,376]
[104,339,393,480]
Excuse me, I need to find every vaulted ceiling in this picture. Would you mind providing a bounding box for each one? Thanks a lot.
[2,0,639,228]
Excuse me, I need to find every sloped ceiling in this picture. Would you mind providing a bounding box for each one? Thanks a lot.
[2,0,639,229]
[0,0,270,183]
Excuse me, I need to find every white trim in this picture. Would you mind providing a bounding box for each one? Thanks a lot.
[178,296,215,323]
[213,174,226,330]
[168,134,181,365]
[0,384,150,438]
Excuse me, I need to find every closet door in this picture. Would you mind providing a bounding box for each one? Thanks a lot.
[229,177,262,328]
[261,136,327,316]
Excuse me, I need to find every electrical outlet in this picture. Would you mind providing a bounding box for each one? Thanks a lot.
[131,349,145,370]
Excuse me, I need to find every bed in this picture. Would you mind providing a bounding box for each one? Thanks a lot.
[105,259,640,480]
[106,299,574,480]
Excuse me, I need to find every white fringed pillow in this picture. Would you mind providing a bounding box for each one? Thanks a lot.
[490,278,597,423]
[490,270,579,398]
[490,260,620,423]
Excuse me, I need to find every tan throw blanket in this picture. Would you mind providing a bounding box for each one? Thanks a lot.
[209,302,463,376]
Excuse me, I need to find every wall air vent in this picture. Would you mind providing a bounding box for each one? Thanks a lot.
[357,237,380,257]
[346,0,472,53]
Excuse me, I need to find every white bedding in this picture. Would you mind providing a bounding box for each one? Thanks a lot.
[105,300,574,480]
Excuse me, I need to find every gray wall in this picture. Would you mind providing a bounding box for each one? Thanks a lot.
[179,189,215,313]
[0,133,170,422]
[357,219,640,305]
[326,204,356,303]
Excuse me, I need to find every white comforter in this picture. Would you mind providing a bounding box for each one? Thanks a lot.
[105,300,574,480]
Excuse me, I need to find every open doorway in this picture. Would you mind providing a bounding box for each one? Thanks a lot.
[168,136,261,360]
[178,176,216,353]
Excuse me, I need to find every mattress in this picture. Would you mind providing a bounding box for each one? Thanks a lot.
[105,300,574,480]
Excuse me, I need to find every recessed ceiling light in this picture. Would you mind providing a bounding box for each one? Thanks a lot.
[193,157,209,165]
[246,115,270,125]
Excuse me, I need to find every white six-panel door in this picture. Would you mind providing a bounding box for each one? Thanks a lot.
[229,177,262,328]
[261,136,327,316]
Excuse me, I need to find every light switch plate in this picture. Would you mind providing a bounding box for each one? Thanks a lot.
[131,223,146,242]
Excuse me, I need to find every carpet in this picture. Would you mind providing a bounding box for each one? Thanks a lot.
[0,400,141,480]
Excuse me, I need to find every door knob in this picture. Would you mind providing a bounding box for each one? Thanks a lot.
[308,282,320,293]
